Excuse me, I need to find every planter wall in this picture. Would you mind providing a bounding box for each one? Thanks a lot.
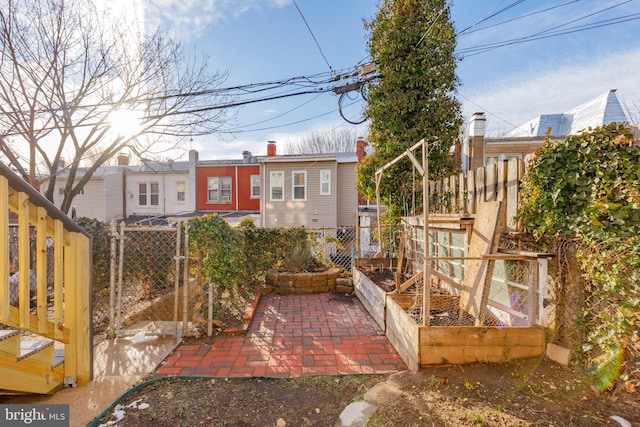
[353,268,386,331]
[266,268,341,294]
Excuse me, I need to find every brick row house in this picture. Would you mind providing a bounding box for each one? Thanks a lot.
[41,139,369,228]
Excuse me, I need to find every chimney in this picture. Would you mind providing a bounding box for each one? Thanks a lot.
[117,153,130,166]
[267,141,277,157]
[468,112,486,171]
[242,150,252,163]
[356,137,367,162]
[57,159,66,171]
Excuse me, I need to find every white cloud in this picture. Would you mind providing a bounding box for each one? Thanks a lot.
[460,47,640,136]
[141,0,291,39]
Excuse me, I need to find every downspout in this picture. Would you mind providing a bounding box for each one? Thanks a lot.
[235,166,239,211]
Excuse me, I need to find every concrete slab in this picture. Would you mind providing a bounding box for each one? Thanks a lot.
[339,401,378,427]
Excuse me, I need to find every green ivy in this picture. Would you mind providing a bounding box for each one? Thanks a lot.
[189,214,243,304]
[517,123,640,380]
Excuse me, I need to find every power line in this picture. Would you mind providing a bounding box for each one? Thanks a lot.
[292,0,335,75]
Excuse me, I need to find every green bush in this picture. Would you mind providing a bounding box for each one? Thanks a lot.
[517,123,640,383]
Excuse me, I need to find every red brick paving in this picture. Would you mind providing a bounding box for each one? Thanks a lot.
[156,293,407,378]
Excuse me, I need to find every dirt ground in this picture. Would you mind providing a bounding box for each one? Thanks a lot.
[93,355,638,426]
[93,274,639,427]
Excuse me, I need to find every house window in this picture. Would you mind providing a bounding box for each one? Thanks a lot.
[486,153,522,166]
[292,171,306,201]
[139,182,159,206]
[176,181,185,202]
[270,171,284,201]
[250,175,260,199]
[207,176,232,203]
[58,187,84,196]
[320,170,331,195]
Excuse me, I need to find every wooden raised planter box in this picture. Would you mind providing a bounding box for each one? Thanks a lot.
[354,267,546,371]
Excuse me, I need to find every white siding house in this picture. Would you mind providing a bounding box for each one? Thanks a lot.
[43,166,126,221]
[259,149,359,228]
[124,160,194,219]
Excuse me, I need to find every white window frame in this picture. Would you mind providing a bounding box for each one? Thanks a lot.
[207,176,232,203]
[138,182,159,206]
[320,169,331,195]
[292,170,306,201]
[59,187,84,196]
[176,181,186,203]
[250,175,260,199]
[270,171,284,201]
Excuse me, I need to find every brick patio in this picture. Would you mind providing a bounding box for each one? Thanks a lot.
[157,293,407,378]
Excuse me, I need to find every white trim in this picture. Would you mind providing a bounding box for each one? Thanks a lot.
[320,169,331,195]
[270,171,284,201]
[292,170,306,201]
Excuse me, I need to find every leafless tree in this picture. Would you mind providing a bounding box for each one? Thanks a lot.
[0,0,231,213]
[284,126,365,154]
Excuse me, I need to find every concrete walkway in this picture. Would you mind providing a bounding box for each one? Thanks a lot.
[157,293,406,377]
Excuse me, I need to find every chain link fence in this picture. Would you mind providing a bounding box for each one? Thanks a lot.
[107,221,190,338]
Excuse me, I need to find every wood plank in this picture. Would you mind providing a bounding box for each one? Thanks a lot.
[18,192,30,329]
[0,364,63,394]
[420,326,545,347]
[54,220,64,341]
[396,271,422,294]
[420,342,544,365]
[419,326,545,365]
[506,158,521,230]
[458,172,466,214]
[466,173,475,214]
[75,233,92,386]
[36,207,48,333]
[4,306,71,343]
[458,201,502,325]
[385,295,419,371]
[485,163,496,202]
[475,167,486,208]
[353,269,386,331]
[0,176,9,321]
[496,161,507,202]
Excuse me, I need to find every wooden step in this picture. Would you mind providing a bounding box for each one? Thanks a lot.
[53,348,64,369]
[19,340,54,363]
[0,330,20,354]
[0,364,64,394]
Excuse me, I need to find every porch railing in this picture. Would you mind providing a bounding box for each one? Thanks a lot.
[1,162,92,391]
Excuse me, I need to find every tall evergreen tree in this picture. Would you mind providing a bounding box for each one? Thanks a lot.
[357,0,462,217]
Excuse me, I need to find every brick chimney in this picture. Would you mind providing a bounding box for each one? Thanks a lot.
[356,137,367,162]
[468,112,486,172]
[117,152,130,166]
[267,141,277,157]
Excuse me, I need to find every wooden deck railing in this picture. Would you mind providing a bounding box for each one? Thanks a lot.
[1,162,92,390]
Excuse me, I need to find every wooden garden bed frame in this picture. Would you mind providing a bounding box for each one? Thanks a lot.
[354,201,548,370]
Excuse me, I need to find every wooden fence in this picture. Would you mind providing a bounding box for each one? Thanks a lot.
[429,155,535,230]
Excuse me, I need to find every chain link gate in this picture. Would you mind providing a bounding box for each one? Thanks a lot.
[108,220,192,338]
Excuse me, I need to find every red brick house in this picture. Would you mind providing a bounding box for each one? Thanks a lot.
[195,150,260,214]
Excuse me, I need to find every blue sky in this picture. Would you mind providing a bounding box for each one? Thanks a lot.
[139,0,640,159]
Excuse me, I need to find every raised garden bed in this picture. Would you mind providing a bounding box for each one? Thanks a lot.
[265,268,342,294]
[353,264,546,371]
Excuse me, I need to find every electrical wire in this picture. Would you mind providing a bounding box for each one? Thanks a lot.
[292,0,335,75]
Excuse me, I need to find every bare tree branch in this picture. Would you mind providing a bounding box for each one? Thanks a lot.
[0,0,232,213]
